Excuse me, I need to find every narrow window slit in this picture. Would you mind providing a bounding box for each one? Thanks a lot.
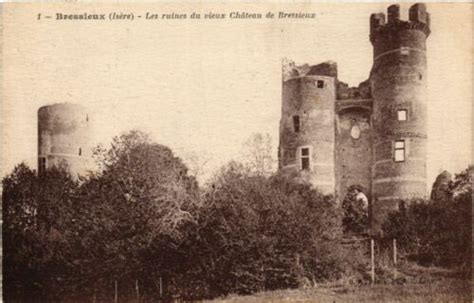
[293,115,300,132]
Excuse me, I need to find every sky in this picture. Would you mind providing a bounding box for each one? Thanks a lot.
[1,2,472,186]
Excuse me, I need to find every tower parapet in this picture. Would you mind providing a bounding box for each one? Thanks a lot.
[370,4,430,50]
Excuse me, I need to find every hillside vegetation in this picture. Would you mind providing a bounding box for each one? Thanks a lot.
[2,131,472,302]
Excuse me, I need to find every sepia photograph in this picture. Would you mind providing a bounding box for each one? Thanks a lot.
[1,1,472,302]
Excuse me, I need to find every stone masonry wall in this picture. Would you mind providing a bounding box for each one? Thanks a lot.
[370,3,429,232]
[335,107,373,203]
[280,73,336,194]
[38,103,94,177]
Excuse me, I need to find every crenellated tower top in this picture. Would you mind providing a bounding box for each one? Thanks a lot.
[370,3,430,40]
[370,3,430,56]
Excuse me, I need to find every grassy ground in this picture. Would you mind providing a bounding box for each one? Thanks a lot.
[209,265,472,302]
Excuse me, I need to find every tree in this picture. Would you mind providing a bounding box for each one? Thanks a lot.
[241,133,275,177]
[3,131,203,301]
[178,162,344,299]
[2,163,79,301]
[450,165,472,199]
[341,186,369,234]
[75,130,200,299]
[182,150,213,181]
[382,166,472,269]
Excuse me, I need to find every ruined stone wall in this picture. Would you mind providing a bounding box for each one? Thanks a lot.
[38,103,93,177]
[335,106,373,203]
[279,70,336,195]
[370,4,430,231]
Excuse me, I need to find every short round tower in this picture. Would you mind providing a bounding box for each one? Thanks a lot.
[279,61,336,195]
[38,103,93,177]
[370,3,430,231]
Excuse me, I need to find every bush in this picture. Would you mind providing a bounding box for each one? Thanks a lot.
[341,186,369,235]
[3,132,369,301]
[178,162,345,299]
[381,166,472,269]
[2,131,201,301]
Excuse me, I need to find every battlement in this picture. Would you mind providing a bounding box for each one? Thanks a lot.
[370,3,430,44]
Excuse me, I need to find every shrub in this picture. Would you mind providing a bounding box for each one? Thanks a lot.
[381,166,472,269]
[341,186,369,235]
[180,163,345,299]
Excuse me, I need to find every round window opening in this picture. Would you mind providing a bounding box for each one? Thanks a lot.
[350,125,361,139]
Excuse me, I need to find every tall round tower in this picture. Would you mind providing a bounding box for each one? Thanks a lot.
[279,61,336,195]
[38,103,93,177]
[370,4,430,231]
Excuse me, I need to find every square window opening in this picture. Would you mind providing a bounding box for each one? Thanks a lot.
[317,80,324,88]
[395,141,405,149]
[300,147,311,170]
[394,140,405,162]
[397,109,407,121]
[301,157,310,170]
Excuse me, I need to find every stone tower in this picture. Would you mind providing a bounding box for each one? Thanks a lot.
[370,4,430,230]
[279,61,337,195]
[38,103,93,177]
[278,3,430,233]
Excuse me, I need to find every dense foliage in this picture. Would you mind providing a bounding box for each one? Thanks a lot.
[4,130,470,301]
[3,164,79,300]
[3,131,200,301]
[3,131,345,302]
[173,163,344,299]
[341,186,369,235]
[382,166,472,269]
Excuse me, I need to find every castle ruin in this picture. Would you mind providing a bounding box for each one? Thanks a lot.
[36,3,431,233]
[279,3,430,231]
